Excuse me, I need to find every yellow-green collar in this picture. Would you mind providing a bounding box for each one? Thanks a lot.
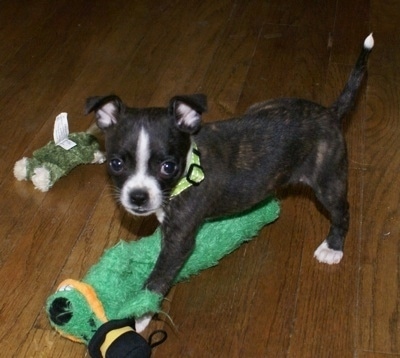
[170,143,205,198]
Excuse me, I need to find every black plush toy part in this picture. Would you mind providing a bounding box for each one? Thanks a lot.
[88,319,167,358]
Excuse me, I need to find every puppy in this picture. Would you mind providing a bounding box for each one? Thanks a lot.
[86,34,373,297]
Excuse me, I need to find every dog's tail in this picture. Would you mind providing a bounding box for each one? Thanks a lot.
[331,33,374,120]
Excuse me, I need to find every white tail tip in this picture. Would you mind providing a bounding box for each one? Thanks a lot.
[364,33,374,50]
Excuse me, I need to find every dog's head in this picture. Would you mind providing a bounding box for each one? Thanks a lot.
[86,94,207,217]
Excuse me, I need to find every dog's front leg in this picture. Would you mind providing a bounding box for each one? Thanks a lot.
[144,220,200,296]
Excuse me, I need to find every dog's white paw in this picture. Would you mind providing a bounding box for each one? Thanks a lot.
[14,158,28,181]
[92,150,106,164]
[32,167,51,192]
[314,241,343,264]
[135,315,153,333]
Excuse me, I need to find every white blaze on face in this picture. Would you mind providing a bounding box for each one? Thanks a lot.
[135,127,151,176]
[120,127,163,215]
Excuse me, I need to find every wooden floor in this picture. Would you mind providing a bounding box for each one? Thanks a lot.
[1,0,399,357]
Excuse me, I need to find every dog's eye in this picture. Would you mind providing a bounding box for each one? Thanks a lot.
[160,161,178,178]
[109,158,124,174]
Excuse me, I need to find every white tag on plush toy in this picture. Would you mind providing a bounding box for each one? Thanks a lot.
[54,113,77,150]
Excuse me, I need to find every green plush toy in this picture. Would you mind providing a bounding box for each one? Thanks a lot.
[46,197,280,357]
[14,113,105,192]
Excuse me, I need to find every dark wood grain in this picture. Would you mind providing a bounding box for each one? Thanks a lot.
[359,1,400,354]
[1,0,397,357]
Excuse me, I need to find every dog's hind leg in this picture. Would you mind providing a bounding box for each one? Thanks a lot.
[312,174,350,265]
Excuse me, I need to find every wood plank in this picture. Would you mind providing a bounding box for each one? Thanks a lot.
[0,0,68,65]
[283,1,371,350]
[358,351,400,358]
[1,167,107,354]
[143,0,237,104]
[330,0,371,64]
[283,57,366,357]
[237,22,334,111]
[359,0,400,352]
[0,1,137,182]
[263,0,336,28]
[198,0,268,119]
[16,328,85,358]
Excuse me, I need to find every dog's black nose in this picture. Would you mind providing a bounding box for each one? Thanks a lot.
[130,190,149,206]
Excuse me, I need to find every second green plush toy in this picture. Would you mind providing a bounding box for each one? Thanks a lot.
[14,132,105,192]
[14,113,105,192]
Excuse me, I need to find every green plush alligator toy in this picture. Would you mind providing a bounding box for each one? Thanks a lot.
[46,197,280,357]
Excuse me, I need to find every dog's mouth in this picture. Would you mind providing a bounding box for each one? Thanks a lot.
[122,201,161,217]
[128,207,156,216]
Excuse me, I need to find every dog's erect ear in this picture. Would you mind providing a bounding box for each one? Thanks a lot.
[169,94,207,134]
[85,95,125,130]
